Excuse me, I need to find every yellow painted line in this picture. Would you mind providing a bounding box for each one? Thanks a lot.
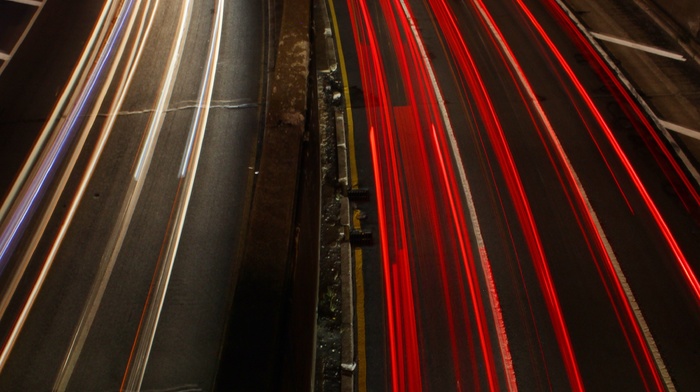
[329,0,366,390]
[354,248,367,390]
[327,0,359,188]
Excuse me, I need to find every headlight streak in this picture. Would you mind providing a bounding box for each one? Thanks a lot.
[521,0,700,313]
[50,0,162,389]
[0,0,139,374]
[462,0,674,389]
[56,0,192,386]
[120,0,223,388]
[0,0,133,275]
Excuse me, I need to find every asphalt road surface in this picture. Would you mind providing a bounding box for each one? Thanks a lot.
[0,0,269,390]
[329,0,700,390]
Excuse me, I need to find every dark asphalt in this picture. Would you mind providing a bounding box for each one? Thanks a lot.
[0,0,267,390]
[0,0,106,203]
[330,0,700,390]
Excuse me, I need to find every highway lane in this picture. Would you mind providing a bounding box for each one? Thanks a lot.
[484,0,700,388]
[330,0,700,390]
[0,0,107,218]
[0,0,268,390]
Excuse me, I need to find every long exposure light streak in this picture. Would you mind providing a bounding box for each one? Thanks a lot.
[395,0,516,386]
[0,0,132,274]
[51,0,162,388]
[385,0,511,388]
[463,0,673,388]
[54,0,193,384]
[523,0,700,310]
[0,0,139,373]
[347,0,422,386]
[121,0,223,388]
[409,10,517,391]
[426,0,585,389]
[349,0,523,387]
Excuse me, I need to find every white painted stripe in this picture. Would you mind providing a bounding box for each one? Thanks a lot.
[554,0,700,190]
[7,0,42,6]
[659,119,700,141]
[591,32,686,61]
[478,0,674,389]
[0,52,9,61]
[396,0,518,389]
[0,0,113,222]
[0,0,45,77]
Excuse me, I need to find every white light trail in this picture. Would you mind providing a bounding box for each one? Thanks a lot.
[122,0,224,388]
[0,0,138,373]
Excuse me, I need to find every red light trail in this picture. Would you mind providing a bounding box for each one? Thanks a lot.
[527,0,700,311]
[348,0,516,388]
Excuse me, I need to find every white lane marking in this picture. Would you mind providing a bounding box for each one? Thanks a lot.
[396,0,518,388]
[591,32,686,61]
[122,0,223,388]
[0,0,140,374]
[50,0,162,389]
[0,0,114,232]
[7,0,41,6]
[472,0,674,388]
[0,0,117,329]
[554,0,700,196]
[660,119,700,141]
[0,52,9,61]
[0,0,45,76]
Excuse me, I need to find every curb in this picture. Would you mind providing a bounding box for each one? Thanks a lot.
[315,0,356,390]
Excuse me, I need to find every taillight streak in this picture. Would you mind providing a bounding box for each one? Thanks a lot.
[380,0,509,388]
[349,0,520,386]
[464,0,674,388]
[519,0,700,310]
[427,0,586,389]
[348,0,423,388]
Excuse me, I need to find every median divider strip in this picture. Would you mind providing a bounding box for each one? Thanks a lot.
[215,0,311,389]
